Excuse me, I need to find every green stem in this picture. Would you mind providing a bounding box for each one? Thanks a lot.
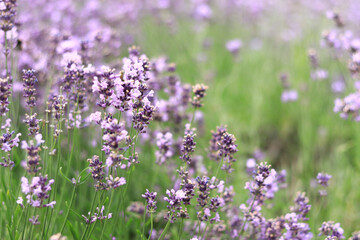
[99,190,115,240]
[81,191,98,240]
[142,203,147,239]
[178,218,184,240]
[158,218,172,240]
[148,212,153,240]
[86,220,98,240]
[40,207,49,240]
[214,157,224,179]
[21,206,29,240]
[46,121,62,237]
[60,184,77,234]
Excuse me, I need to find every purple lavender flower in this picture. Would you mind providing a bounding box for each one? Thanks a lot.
[142,189,157,213]
[100,117,130,168]
[333,91,360,120]
[29,215,40,225]
[196,176,210,208]
[326,10,344,28]
[281,90,298,102]
[349,231,360,240]
[18,175,56,208]
[21,134,44,174]
[163,189,185,223]
[179,124,197,165]
[132,100,157,133]
[226,39,242,56]
[208,126,238,172]
[317,172,332,187]
[261,218,285,240]
[319,221,345,239]
[245,162,275,200]
[92,66,116,110]
[106,175,126,189]
[0,0,17,32]
[23,113,39,137]
[290,192,311,221]
[0,129,21,152]
[332,79,345,93]
[191,84,208,108]
[82,206,112,224]
[155,132,173,165]
[0,154,13,168]
[0,77,11,115]
[283,212,312,240]
[88,155,107,190]
[22,69,37,108]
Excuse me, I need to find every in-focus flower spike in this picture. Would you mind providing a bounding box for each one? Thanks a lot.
[23,113,39,137]
[0,77,11,115]
[88,155,107,190]
[92,66,116,110]
[208,125,238,173]
[142,189,157,213]
[0,129,21,152]
[179,124,196,165]
[191,84,208,108]
[163,189,185,223]
[22,69,38,108]
[0,0,17,32]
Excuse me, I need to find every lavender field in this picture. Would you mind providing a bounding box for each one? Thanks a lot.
[1,0,360,239]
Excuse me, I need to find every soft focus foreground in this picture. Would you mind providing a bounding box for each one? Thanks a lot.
[0,0,360,239]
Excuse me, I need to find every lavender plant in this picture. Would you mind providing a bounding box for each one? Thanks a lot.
[0,0,360,239]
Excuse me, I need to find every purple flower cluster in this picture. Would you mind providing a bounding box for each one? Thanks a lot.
[23,113,39,137]
[163,189,186,223]
[0,128,20,152]
[179,124,197,165]
[333,86,360,121]
[142,189,157,213]
[319,221,345,239]
[100,117,129,168]
[21,134,44,174]
[82,206,112,224]
[18,175,56,209]
[191,84,208,108]
[0,0,17,32]
[155,132,173,165]
[0,154,12,168]
[88,155,126,191]
[317,172,332,196]
[208,125,238,172]
[22,69,37,108]
[0,77,11,115]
